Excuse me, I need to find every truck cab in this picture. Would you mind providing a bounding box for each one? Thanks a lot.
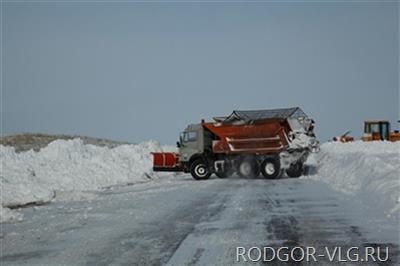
[362,121,390,141]
[178,124,204,163]
[178,123,214,165]
[362,120,400,142]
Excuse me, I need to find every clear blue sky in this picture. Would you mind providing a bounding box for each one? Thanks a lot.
[3,1,399,144]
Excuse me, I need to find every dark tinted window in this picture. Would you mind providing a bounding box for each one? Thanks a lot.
[183,131,197,142]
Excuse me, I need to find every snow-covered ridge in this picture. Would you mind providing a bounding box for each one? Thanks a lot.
[306,141,400,219]
[1,139,175,222]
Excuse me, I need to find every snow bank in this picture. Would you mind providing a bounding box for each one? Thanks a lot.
[1,139,175,221]
[306,141,400,219]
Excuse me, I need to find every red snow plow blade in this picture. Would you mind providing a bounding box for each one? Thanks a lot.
[152,152,183,172]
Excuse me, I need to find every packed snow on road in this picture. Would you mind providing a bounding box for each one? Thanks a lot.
[1,139,399,265]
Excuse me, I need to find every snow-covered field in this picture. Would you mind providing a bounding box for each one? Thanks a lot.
[1,139,176,222]
[1,139,399,223]
[306,141,400,220]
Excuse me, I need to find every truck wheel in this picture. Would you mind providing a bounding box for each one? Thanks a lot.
[261,158,280,179]
[190,159,211,180]
[237,158,259,178]
[286,163,303,178]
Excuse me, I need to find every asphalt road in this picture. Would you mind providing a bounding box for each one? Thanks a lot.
[2,176,399,265]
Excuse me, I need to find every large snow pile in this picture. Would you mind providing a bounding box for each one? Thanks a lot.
[1,139,175,222]
[306,141,400,219]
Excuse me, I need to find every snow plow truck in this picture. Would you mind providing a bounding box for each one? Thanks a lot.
[152,107,320,180]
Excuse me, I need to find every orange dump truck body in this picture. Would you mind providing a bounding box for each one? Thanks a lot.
[203,121,289,155]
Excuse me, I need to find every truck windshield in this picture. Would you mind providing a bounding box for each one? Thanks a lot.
[370,124,380,133]
[183,131,197,142]
[365,123,379,134]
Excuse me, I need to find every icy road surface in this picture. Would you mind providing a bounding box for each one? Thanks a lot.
[2,176,399,266]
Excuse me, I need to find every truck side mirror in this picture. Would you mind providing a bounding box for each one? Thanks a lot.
[176,141,181,148]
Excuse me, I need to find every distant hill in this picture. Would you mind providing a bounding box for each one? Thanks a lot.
[0,133,131,152]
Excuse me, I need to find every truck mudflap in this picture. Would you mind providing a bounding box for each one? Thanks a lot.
[151,152,183,172]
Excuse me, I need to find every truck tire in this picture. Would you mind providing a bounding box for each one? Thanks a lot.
[261,158,281,179]
[237,158,259,178]
[190,159,211,180]
[286,162,303,178]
